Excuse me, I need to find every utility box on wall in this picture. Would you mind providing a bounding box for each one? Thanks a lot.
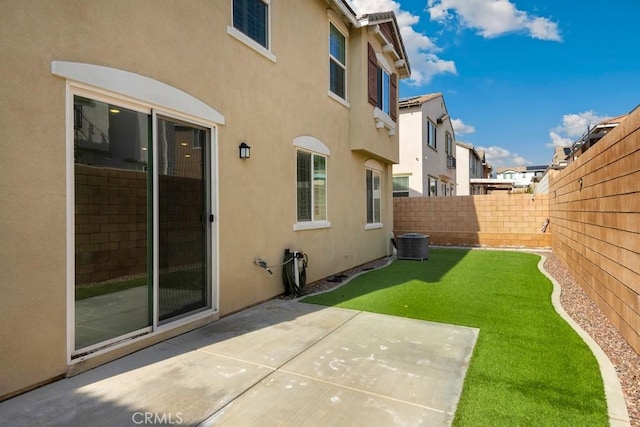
[397,233,429,261]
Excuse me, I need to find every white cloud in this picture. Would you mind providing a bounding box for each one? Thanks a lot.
[554,111,610,138]
[546,110,611,147]
[427,0,562,41]
[548,131,572,147]
[451,118,475,135]
[477,145,531,169]
[348,0,457,85]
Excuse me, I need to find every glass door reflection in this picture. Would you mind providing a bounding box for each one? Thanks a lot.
[73,96,151,350]
[157,117,210,322]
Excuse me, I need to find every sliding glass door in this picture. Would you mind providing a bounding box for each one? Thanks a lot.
[73,93,213,354]
[157,117,210,322]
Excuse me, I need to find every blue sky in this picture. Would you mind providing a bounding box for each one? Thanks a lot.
[349,0,640,169]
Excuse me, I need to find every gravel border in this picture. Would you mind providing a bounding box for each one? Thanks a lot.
[291,251,639,426]
[543,253,639,426]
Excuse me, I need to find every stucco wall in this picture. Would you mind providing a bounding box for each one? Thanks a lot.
[549,109,640,353]
[393,194,551,248]
[0,0,403,399]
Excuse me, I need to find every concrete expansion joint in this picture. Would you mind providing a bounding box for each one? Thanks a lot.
[277,367,450,416]
[537,256,631,427]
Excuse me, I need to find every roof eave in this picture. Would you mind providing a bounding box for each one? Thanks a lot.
[358,13,411,78]
[327,0,359,27]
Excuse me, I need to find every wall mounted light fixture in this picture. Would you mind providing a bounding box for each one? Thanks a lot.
[239,142,251,159]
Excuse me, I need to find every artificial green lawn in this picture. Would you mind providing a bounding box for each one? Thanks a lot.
[302,248,608,426]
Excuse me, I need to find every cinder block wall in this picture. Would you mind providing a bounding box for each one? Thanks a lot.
[75,165,203,286]
[393,193,551,248]
[75,165,148,285]
[549,109,640,353]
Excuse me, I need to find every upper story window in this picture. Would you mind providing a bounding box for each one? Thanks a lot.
[368,44,397,123]
[376,68,390,115]
[427,120,437,149]
[329,24,347,100]
[228,0,275,62]
[329,23,347,100]
[445,131,453,155]
[233,0,268,48]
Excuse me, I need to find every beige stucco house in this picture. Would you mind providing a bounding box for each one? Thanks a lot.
[393,93,456,197]
[0,0,410,399]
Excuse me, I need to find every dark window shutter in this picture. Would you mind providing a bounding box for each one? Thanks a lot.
[390,73,397,121]
[367,43,377,106]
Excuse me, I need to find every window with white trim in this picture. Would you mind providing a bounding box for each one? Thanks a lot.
[366,168,381,225]
[376,68,390,116]
[233,0,269,48]
[297,151,327,223]
[329,23,347,100]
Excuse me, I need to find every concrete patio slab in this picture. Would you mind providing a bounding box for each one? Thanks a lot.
[168,300,360,368]
[0,300,478,427]
[281,311,477,412]
[202,371,452,426]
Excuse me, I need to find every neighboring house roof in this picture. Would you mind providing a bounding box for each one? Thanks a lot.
[599,113,629,126]
[496,165,547,174]
[456,141,481,159]
[496,166,525,174]
[398,93,442,109]
[469,178,514,191]
[398,92,455,143]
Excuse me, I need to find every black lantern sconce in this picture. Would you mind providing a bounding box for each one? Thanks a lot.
[239,142,251,159]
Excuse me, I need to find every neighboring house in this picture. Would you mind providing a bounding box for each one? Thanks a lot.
[394,93,456,197]
[0,1,410,399]
[478,149,493,179]
[456,141,488,195]
[569,110,634,161]
[550,146,571,170]
[536,146,571,194]
[496,165,548,191]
